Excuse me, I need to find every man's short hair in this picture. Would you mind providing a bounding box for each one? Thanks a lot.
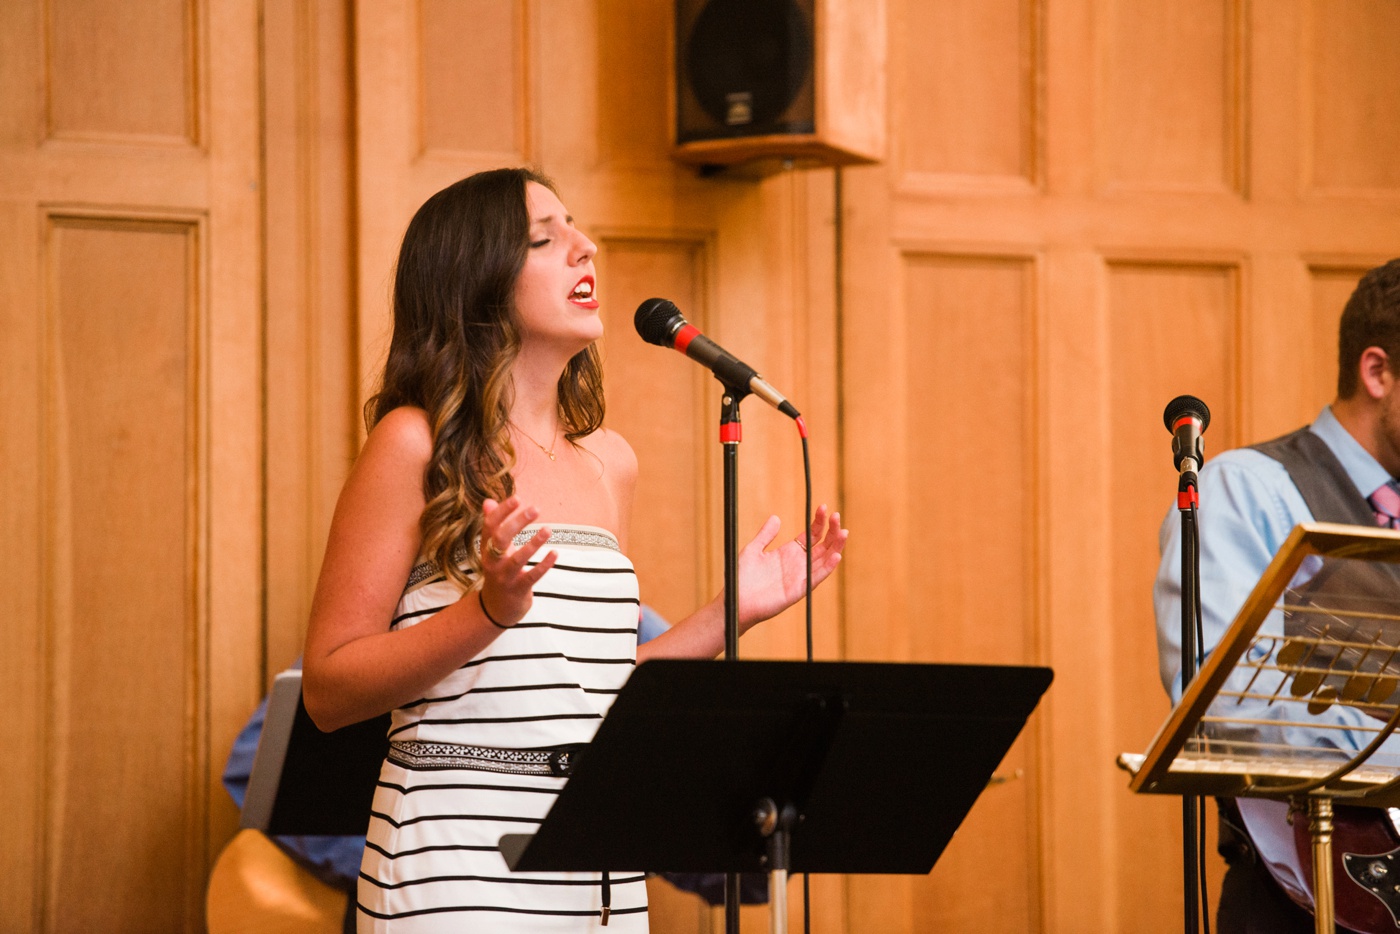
[1338,258,1400,398]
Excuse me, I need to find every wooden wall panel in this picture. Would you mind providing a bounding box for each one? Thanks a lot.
[901,254,1041,932]
[901,254,1036,666]
[41,216,202,932]
[596,236,712,627]
[262,0,357,679]
[356,0,538,400]
[6,0,264,927]
[1306,264,1367,416]
[418,0,525,159]
[1106,260,1238,933]
[1100,0,1243,194]
[1308,0,1400,193]
[44,0,196,144]
[13,1,1400,932]
[598,0,671,166]
[892,0,1038,185]
[840,245,1044,934]
[0,201,44,930]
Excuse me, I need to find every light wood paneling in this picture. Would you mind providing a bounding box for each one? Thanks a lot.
[893,0,1039,186]
[45,0,197,144]
[1107,260,1239,933]
[1307,265,1367,416]
[262,0,358,679]
[42,215,203,932]
[419,0,526,159]
[356,0,531,401]
[598,0,671,166]
[839,237,1048,934]
[9,1,1400,932]
[1100,0,1244,194]
[3,0,264,928]
[902,255,1036,665]
[1307,0,1400,193]
[0,201,43,929]
[597,235,712,623]
[902,253,1040,931]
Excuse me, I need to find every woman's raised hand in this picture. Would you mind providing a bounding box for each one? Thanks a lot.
[478,497,557,627]
[735,505,848,628]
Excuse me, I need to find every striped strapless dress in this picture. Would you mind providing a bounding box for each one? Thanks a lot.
[357,524,649,932]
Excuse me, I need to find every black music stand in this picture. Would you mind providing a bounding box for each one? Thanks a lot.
[240,669,390,836]
[500,659,1052,930]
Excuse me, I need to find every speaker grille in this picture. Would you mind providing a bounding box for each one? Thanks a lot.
[676,0,816,143]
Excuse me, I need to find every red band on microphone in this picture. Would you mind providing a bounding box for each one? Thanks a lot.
[720,422,742,443]
[674,324,701,354]
[1172,415,1200,431]
[1178,488,1199,509]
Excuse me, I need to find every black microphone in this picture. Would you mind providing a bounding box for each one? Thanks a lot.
[1163,395,1210,474]
[634,298,800,419]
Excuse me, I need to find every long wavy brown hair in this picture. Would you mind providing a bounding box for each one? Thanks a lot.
[366,167,605,589]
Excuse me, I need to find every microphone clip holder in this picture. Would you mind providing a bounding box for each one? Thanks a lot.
[719,386,747,445]
[1177,467,1200,512]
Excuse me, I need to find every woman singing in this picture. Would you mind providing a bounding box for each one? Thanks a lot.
[302,167,846,932]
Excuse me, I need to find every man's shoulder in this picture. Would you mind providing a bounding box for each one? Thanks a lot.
[1192,442,1313,534]
[1202,445,1293,483]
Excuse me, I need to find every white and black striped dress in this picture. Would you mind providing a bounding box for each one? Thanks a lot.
[358,524,649,932]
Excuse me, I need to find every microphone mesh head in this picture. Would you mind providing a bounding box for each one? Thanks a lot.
[634,298,684,346]
[1163,394,1211,432]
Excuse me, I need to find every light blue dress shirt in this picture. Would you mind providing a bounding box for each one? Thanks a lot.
[1153,406,1393,756]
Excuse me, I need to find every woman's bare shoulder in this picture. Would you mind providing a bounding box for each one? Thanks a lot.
[584,426,638,479]
[363,406,434,467]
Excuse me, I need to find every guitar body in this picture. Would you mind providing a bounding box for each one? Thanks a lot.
[206,829,350,934]
[1237,798,1400,933]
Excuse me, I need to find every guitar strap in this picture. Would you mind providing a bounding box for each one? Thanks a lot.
[1249,425,1377,526]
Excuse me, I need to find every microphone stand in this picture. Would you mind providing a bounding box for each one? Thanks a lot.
[1177,464,1202,934]
[722,389,742,662]
[719,385,745,934]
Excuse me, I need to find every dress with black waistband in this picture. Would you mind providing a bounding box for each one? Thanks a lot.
[357,524,649,932]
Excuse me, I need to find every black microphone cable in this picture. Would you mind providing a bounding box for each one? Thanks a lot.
[1187,496,1210,934]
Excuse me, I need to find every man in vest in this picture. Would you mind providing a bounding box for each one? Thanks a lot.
[1154,258,1400,934]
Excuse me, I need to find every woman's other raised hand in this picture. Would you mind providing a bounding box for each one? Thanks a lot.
[735,504,847,628]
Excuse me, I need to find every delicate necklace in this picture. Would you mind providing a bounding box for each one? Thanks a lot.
[513,421,559,461]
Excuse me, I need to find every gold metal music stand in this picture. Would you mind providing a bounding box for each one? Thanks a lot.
[1119,522,1400,934]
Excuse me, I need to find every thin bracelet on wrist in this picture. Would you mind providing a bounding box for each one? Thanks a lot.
[478,590,513,630]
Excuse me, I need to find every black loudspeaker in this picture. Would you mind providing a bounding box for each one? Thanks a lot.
[672,0,885,171]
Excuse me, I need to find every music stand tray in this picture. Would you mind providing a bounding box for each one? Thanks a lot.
[240,669,389,836]
[500,658,1052,875]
